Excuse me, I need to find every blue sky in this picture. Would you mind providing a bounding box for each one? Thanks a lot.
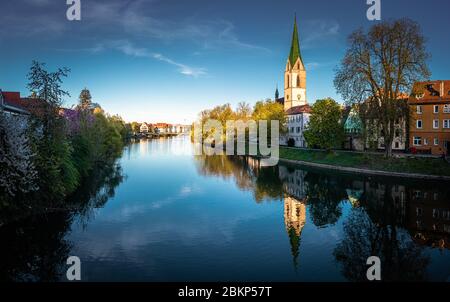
[1,0,450,123]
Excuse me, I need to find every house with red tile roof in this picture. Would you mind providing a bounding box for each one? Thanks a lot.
[0,90,30,115]
[1,90,49,117]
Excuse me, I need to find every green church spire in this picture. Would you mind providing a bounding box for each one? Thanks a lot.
[289,15,303,67]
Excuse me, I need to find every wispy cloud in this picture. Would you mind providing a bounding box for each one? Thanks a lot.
[112,40,207,77]
[305,61,338,71]
[94,0,269,52]
[302,20,340,49]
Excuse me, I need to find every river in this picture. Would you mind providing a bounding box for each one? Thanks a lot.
[1,136,449,281]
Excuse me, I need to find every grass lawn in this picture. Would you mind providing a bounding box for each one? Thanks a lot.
[279,147,450,177]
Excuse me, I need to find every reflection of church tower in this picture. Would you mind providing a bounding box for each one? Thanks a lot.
[284,16,307,111]
[284,196,306,269]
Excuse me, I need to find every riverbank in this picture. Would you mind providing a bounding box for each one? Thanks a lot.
[279,147,450,180]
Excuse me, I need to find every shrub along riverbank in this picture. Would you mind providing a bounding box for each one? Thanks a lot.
[279,147,450,177]
[0,62,130,217]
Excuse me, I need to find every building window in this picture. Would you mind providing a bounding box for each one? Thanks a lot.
[444,105,450,113]
[416,120,423,129]
[434,105,439,114]
[424,138,428,145]
[296,75,300,87]
[417,105,422,114]
[416,207,423,217]
[444,120,450,129]
[434,138,439,146]
[433,209,439,219]
[433,120,439,129]
[296,127,300,133]
[413,137,422,146]
[395,141,400,149]
[290,127,294,133]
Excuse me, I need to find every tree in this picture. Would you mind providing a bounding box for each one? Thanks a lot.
[0,112,38,197]
[235,102,252,121]
[334,19,430,157]
[130,122,140,134]
[252,99,287,140]
[78,88,93,111]
[27,61,70,134]
[26,61,78,199]
[197,103,236,141]
[304,98,344,151]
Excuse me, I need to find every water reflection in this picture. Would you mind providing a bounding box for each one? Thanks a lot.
[1,138,449,281]
[0,162,124,281]
[195,154,450,280]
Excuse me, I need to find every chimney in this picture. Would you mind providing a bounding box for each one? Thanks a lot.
[441,81,445,97]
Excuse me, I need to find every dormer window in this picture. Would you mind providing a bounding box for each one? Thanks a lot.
[444,105,450,113]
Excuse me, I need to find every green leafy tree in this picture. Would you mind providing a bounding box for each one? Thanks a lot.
[304,98,344,151]
[27,61,78,199]
[130,122,140,134]
[252,99,287,140]
[78,88,93,111]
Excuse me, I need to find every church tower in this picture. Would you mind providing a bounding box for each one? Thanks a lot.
[284,16,306,111]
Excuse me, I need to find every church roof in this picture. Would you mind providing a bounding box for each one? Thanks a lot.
[286,104,311,115]
[276,97,285,106]
[289,16,304,67]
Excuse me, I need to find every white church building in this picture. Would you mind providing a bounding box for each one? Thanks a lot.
[277,17,311,148]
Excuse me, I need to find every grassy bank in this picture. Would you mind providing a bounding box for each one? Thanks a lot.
[279,147,450,177]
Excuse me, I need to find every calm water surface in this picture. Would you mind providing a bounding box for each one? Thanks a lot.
[1,136,450,281]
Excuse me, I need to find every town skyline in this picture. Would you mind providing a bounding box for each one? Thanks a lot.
[1,0,450,123]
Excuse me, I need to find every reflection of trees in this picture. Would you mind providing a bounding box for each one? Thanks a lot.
[67,163,125,224]
[254,166,283,202]
[334,207,430,281]
[194,155,283,202]
[0,212,73,281]
[195,155,254,191]
[304,172,346,228]
[195,157,447,279]
[0,161,124,281]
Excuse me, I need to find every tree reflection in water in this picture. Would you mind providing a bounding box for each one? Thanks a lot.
[0,162,124,281]
[334,207,430,281]
[195,155,450,280]
[2,152,448,281]
[194,155,283,202]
